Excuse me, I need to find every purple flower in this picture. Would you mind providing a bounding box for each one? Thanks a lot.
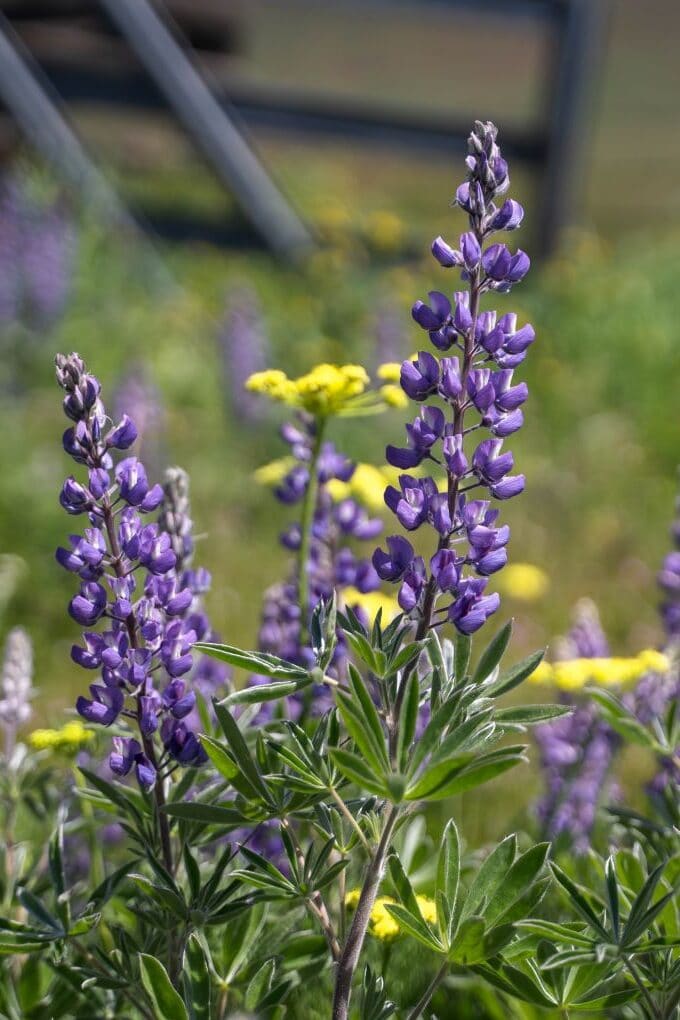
[373,120,535,635]
[400,352,440,401]
[372,536,414,582]
[55,353,229,790]
[76,684,124,726]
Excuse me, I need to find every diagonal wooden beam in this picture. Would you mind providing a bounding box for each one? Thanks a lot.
[96,0,316,262]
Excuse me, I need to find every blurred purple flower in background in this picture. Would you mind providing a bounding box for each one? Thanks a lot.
[534,600,619,853]
[0,626,33,757]
[112,364,166,477]
[217,284,270,421]
[0,174,76,330]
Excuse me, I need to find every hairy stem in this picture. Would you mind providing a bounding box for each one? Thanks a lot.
[332,805,400,1020]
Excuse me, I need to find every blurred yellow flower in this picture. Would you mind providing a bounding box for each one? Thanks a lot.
[326,463,390,512]
[379,384,409,409]
[29,720,94,753]
[246,364,370,416]
[528,651,671,691]
[376,362,402,383]
[343,588,401,623]
[366,211,405,253]
[253,457,295,486]
[497,563,550,602]
[345,890,436,941]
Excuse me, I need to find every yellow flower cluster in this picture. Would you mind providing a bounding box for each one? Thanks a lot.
[252,457,295,487]
[29,720,94,753]
[496,563,550,602]
[345,890,437,942]
[326,463,391,512]
[379,384,409,409]
[529,649,670,692]
[376,362,402,383]
[246,364,369,416]
[342,587,401,623]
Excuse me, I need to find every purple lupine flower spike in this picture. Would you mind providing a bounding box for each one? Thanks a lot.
[250,412,383,719]
[534,599,618,852]
[0,627,33,757]
[218,285,271,421]
[55,353,221,790]
[374,120,534,637]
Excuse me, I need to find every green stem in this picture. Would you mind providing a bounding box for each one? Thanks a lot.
[624,956,662,1020]
[406,961,448,1020]
[297,418,326,643]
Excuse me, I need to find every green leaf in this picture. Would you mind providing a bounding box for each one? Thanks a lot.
[183,932,211,1020]
[212,703,271,802]
[78,767,145,825]
[328,748,388,797]
[17,889,60,932]
[588,689,663,750]
[404,751,476,801]
[515,919,593,947]
[408,746,525,802]
[222,902,266,982]
[484,843,550,925]
[407,696,461,776]
[454,632,471,684]
[487,648,545,698]
[462,834,516,920]
[396,671,420,771]
[448,916,487,964]
[550,863,608,938]
[344,632,382,675]
[495,704,572,726]
[163,801,246,828]
[383,903,443,953]
[244,959,276,1011]
[131,875,187,920]
[604,856,620,941]
[473,620,513,683]
[195,642,307,680]
[219,676,314,709]
[336,691,387,774]
[387,853,422,919]
[436,819,460,947]
[139,953,189,1020]
[348,665,389,765]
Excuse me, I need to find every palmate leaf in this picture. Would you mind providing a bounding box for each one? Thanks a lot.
[328,748,388,798]
[483,843,550,926]
[406,745,526,802]
[550,863,609,939]
[448,916,487,964]
[436,819,460,947]
[461,834,516,920]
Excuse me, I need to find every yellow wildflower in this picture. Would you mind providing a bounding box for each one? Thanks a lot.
[29,720,94,753]
[379,384,409,409]
[528,650,670,691]
[253,457,295,486]
[366,211,405,253]
[343,588,401,624]
[246,364,370,416]
[326,463,390,512]
[497,563,549,602]
[376,362,402,383]
[344,890,437,942]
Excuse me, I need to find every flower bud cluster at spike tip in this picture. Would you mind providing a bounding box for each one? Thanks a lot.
[54,353,221,790]
[250,412,383,718]
[374,121,534,635]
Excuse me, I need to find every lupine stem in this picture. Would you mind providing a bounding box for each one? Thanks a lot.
[297,419,325,641]
[332,805,399,1020]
